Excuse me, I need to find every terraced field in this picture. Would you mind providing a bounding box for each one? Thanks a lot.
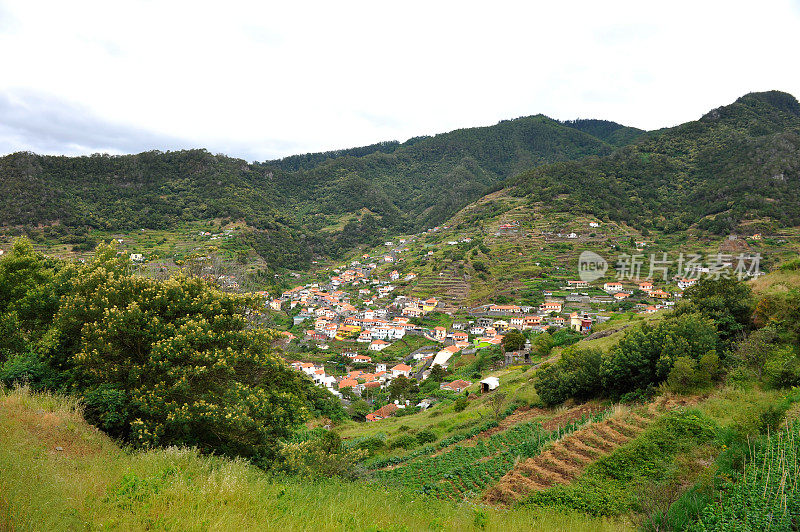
[485,406,658,503]
[372,409,610,500]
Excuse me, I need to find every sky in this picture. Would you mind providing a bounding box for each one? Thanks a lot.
[1,0,799,162]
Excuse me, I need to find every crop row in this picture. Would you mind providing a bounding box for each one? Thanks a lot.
[375,410,608,499]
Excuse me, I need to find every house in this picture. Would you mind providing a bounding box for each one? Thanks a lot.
[566,280,589,289]
[338,378,358,389]
[488,304,522,314]
[522,315,542,329]
[540,300,563,314]
[452,331,469,342]
[269,299,282,311]
[391,364,412,378]
[470,326,485,336]
[390,270,400,281]
[402,306,424,318]
[422,298,439,312]
[644,305,658,314]
[589,222,600,228]
[569,312,593,333]
[130,253,144,262]
[432,326,447,341]
[366,403,399,422]
[677,278,698,290]
[440,379,472,393]
[649,289,670,299]
[376,363,387,373]
[480,377,500,393]
[357,331,373,343]
[603,282,623,292]
[638,281,654,292]
[614,292,630,300]
[369,340,390,352]
[353,354,372,363]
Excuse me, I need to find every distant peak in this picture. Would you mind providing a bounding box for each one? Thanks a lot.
[735,90,800,116]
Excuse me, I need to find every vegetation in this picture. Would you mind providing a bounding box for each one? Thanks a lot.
[508,91,800,236]
[0,240,334,464]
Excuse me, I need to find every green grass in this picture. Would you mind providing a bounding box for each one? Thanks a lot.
[0,385,630,531]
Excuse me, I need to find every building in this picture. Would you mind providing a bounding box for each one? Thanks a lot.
[440,380,472,393]
[603,282,623,293]
[480,377,500,393]
[366,403,399,422]
[369,340,390,352]
[391,364,412,378]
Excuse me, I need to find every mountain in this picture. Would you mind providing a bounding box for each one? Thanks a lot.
[0,114,641,268]
[1,91,798,272]
[262,115,641,233]
[506,91,800,234]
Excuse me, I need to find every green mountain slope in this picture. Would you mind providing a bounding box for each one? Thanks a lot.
[264,114,635,231]
[507,91,800,234]
[0,114,639,268]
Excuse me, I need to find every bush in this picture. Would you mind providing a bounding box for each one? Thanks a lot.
[279,431,367,479]
[3,242,317,464]
[416,429,437,445]
[0,351,61,391]
[763,345,800,389]
[600,313,718,397]
[534,347,603,406]
[390,434,418,450]
[453,397,469,412]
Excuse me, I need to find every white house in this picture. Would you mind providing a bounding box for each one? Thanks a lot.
[603,282,623,293]
[390,364,412,378]
[369,340,390,352]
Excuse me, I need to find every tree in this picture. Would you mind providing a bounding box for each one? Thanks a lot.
[429,364,447,382]
[534,347,603,406]
[600,313,717,397]
[348,400,372,421]
[387,375,419,401]
[678,277,753,349]
[502,329,526,352]
[40,242,314,464]
[734,325,779,379]
[486,392,507,420]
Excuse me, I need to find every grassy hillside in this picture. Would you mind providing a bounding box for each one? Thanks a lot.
[0,385,628,531]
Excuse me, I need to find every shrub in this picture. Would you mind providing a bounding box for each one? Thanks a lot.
[763,345,800,389]
[416,429,437,445]
[279,431,367,479]
[453,397,469,412]
[390,434,418,450]
[600,313,717,397]
[534,347,603,406]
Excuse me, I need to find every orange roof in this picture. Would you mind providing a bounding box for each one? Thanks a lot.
[392,364,412,372]
[338,379,358,389]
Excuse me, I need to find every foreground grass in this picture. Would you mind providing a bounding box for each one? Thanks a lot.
[0,386,630,531]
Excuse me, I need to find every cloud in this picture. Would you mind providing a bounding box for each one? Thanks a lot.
[0,89,193,156]
[0,89,307,161]
[0,1,798,161]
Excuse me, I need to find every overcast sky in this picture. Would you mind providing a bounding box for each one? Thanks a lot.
[1,0,799,162]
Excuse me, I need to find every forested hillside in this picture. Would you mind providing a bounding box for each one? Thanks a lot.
[506,91,800,235]
[1,91,799,272]
[0,114,638,268]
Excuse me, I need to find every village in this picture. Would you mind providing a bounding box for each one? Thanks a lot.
[265,233,708,423]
